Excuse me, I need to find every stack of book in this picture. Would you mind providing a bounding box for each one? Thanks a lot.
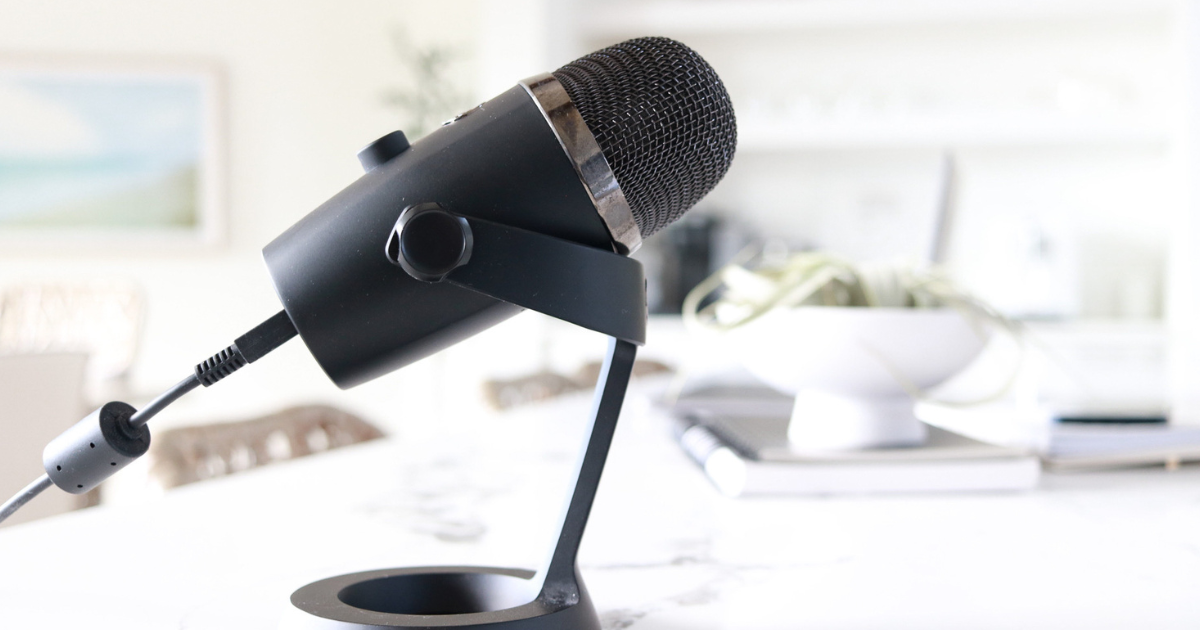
[1045,422,1200,469]
[669,387,1041,497]
[915,399,1200,470]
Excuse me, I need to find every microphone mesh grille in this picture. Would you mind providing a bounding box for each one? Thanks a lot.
[553,37,737,239]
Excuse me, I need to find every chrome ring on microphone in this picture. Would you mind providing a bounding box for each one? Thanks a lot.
[520,73,642,255]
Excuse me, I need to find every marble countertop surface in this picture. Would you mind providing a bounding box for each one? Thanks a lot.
[3,390,1200,629]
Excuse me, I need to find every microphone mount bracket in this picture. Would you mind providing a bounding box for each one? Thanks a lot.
[388,204,647,345]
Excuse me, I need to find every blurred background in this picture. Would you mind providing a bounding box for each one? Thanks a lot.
[2,0,1200,520]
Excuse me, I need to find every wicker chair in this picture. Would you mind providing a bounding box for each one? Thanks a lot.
[146,405,385,490]
[0,281,143,398]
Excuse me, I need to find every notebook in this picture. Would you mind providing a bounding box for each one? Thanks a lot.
[673,412,1040,497]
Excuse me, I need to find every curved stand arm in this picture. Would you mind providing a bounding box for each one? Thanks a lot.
[538,337,637,606]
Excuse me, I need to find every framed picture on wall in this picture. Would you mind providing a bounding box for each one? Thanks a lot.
[0,55,225,248]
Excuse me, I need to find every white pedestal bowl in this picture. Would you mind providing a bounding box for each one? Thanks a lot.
[729,307,988,450]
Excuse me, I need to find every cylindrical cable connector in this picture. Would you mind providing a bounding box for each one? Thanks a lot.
[43,402,150,494]
[195,345,247,386]
[193,311,297,386]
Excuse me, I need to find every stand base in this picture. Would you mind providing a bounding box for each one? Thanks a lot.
[283,338,638,630]
[283,566,600,630]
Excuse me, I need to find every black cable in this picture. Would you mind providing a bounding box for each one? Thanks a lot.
[0,310,298,526]
[127,375,201,429]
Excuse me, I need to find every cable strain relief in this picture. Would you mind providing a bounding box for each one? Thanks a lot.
[195,344,247,387]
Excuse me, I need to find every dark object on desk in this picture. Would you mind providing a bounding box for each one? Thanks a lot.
[1056,415,1166,424]
[1055,413,1167,424]
[1050,400,1167,425]
[646,215,724,314]
[147,405,383,489]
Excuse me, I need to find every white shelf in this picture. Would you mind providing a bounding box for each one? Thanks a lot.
[582,0,1174,38]
[737,118,1170,151]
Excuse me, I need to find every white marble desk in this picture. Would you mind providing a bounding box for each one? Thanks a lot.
[3,391,1200,629]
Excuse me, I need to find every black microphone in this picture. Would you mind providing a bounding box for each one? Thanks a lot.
[2,43,740,627]
[262,37,738,388]
[0,37,739,530]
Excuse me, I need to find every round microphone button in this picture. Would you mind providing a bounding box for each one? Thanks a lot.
[357,130,411,172]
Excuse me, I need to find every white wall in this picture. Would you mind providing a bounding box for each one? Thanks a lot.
[592,14,1178,321]
[0,0,497,437]
[1170,0,1200,425]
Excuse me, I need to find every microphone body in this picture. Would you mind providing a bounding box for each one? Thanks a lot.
[264,85,613,388]
[264,37,737,389]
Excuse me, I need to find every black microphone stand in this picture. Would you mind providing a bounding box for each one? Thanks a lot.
[285,206,647,629]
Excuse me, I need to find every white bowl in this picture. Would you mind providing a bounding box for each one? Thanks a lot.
[729,307,987,450]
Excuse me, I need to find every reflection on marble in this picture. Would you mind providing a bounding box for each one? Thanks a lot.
[356,457,496,543]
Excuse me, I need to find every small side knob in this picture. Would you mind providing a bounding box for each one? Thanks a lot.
[385,203,473,282]
[357,130,410,171]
